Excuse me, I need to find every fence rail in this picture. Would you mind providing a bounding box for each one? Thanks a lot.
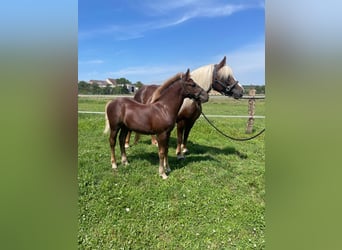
[77,110,265,119]
[240,95,265,99]
[78,94,266,99]
[78,94,266,133]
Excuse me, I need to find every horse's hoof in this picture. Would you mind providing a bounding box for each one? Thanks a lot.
[112,163,118,169]
[160,173,168,180]
[177,154,185,160]
[182,148,188,154]
[124,143,130,148]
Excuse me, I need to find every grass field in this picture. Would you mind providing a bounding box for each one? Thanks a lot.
[78,95,265,249]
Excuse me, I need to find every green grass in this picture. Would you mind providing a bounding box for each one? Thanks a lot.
[78,95,265,249]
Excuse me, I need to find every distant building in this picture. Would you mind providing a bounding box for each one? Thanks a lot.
[89,80,110,88]
[88,78,139,93]
[126,84,138,93]
[106,78,117,87]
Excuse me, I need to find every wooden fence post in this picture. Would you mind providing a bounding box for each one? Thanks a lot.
[246,89,256,134]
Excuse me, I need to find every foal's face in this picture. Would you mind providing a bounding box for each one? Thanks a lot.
[183,78,209,103]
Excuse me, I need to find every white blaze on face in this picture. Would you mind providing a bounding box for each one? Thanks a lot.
[238,82,244,92]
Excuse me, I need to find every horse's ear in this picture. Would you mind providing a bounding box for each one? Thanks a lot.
[185,68,190,80]
[217,56,226,69]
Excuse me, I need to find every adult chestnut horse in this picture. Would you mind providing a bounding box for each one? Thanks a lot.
[125,56,244,158]
[104,69,208,179]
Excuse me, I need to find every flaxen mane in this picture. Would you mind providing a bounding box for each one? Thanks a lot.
[150,72,183,103]
[190,64,234,92]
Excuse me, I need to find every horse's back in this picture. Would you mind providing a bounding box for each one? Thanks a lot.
[134,85,158,103]
[106,97,136,121]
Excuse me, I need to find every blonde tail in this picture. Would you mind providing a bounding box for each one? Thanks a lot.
[103,101,111,134]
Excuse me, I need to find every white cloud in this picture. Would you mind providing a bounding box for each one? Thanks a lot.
[79,1,263,41]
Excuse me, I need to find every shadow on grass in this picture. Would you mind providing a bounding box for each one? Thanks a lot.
[126,137,248,172]
[184,141,247,159]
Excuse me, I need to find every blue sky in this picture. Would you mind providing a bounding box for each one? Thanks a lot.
[79,0,264,85]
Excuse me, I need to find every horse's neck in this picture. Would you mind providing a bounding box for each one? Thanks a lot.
[190,64,214,92]
[155,82,184,114]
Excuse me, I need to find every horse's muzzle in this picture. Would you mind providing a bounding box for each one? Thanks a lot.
[198,90,209,103]
[232,92,244,99]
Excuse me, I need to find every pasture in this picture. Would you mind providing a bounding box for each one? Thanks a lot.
[78,95,265,249]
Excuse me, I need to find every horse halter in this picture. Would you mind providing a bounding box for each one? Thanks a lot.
[211,64,239,96]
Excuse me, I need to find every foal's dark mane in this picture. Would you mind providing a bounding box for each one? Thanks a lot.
[150,72,183,103]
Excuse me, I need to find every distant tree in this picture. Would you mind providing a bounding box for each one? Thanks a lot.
[256,85,265,94]
[102,84,113,95]
[112,86,130,94]
[78,81,91,94]
[116,78,131,86]
[91,83,101,94]
[243,85,265,95]
[135,81,144,89]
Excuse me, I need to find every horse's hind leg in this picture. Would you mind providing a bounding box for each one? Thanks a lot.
[119,127,129,166]
[109,128,119,169]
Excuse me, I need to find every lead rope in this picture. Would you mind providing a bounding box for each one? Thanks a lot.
[201,111,265,141]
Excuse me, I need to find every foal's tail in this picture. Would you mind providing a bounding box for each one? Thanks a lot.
[103,101,111,134]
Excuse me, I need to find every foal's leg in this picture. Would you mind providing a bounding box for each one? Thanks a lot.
[164,145,171,174]
[109,128,119,169]
[176,120,185,159]
[156,132,170,179]
[163,131,171,174]
[119,127,129,166]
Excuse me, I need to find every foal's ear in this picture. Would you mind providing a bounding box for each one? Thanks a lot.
[185,68,190,80]
[217,56,226,69]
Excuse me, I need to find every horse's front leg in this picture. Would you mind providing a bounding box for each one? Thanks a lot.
[182,120,196,154]
[125,131,131,148]
[182,108,201,155]
[164,138,171,174]
[157,132,170,179]
[109,128,119,169]
[119,127,129,166]
[151,135,158,146]
[133,132,141,145]
[176,120,185,159]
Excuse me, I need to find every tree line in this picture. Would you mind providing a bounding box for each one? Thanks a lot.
[78,79,265,95]
[243,85,265,95]
[78,78,143,95]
